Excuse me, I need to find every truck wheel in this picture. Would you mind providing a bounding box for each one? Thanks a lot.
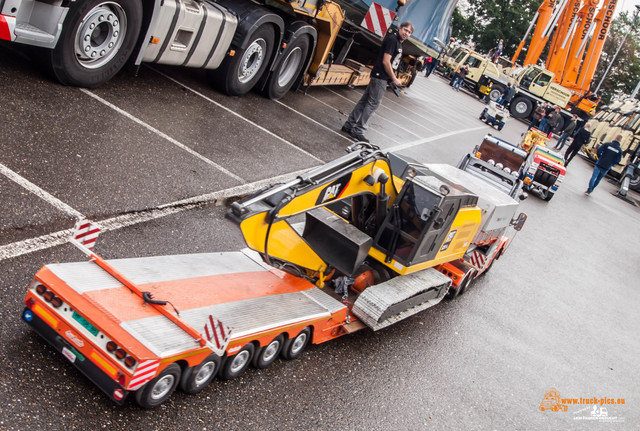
[49,0,142,87]
[457,269,476,295]
[629,172,640,191]
[541,190,554,201]
[210,26,276,96]
[219,344,255,380]
[281,327,310,360]
[498,124,504,131]
[180,353,220,394]
[253,335,284,369]
[264,34,310,100]
[489,86,504,102]
[510,97,533,119]
[135,363,181,409]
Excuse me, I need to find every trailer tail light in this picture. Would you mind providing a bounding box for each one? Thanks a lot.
[124,356,136,368]
[36,284,46,295]
[32,303,59,329]
[115,349,127,360]
[90,351,118,379]
[106,341,117,353]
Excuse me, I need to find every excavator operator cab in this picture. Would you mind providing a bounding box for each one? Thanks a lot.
[373,175,478,269]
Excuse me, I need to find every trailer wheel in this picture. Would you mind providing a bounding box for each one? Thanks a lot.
[281,327,310,360]
[219,344,255,380]
[135,363,181,409]
[210,26,276,96]
[264,34,311,100]
[180,353,220,394]
[49,0,142,87]
[457,269,477,295]
[253,335,284,369]
[510,97,533,119]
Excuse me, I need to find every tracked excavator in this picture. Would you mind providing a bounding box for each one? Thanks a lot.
[22,143,526,408]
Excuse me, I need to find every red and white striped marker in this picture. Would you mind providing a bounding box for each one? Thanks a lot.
[204,316,231,355]
[361,3,396,37]
[72,218,101,250]
[0,15,16,41]
[127,359,161,390]
[470,250,486,269]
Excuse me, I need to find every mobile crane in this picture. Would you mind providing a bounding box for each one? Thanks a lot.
[509,0,618,118]
[22,143,526,408]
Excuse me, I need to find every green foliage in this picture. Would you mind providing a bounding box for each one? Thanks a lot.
[451,0,540,57]
[591,11,640,104]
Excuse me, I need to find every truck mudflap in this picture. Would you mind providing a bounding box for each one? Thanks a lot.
[352,268,451,331]
[22,308,128,405]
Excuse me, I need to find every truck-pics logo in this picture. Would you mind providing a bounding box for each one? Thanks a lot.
[316,173,352,205]
[540,387,567,412]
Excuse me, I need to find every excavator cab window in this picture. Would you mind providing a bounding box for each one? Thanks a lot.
[373,176,474,268]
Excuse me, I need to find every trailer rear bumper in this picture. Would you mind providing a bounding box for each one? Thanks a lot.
[22,307,128,405]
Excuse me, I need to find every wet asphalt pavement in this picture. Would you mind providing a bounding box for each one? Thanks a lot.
[1,43,639,430]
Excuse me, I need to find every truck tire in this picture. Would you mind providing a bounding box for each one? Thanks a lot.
[510,97,533,119]
[253,335,284,369]
[210,25,276,96]
[263,34,310,100]
[49,0,142,87]
[489,86,504,102]
[135,363,181,409]
[629,171,640,191]
[281,327,310,360]
[219,343,255,380]
[457,269,476,295]
[180,353,220,394]
[541,190,554,201]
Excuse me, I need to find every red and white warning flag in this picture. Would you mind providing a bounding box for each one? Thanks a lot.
[361,2,396,37]
[72,218,101,251]
[204,316,232,356]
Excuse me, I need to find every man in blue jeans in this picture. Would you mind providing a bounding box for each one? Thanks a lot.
[585,135,623,195]
[342,22,413,143]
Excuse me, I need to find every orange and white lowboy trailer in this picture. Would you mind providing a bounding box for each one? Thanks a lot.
[24,249,353,406]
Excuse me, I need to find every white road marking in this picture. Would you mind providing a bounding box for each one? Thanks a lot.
[274,99,354,143]
[80,89,247,183]
[323,87,434,137]
[300,93,404,145]
[0,168,313,261]
[148,67,324,163]
[0,163,84,218]
[387,126,487,152]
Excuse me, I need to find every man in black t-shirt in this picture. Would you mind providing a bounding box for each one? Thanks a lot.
[342,21,414,143]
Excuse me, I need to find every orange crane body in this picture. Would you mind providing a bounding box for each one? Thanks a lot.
[573,0,619,91]
[559,0,600,87]
[547,0,582,75]
[522,0,558,66]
